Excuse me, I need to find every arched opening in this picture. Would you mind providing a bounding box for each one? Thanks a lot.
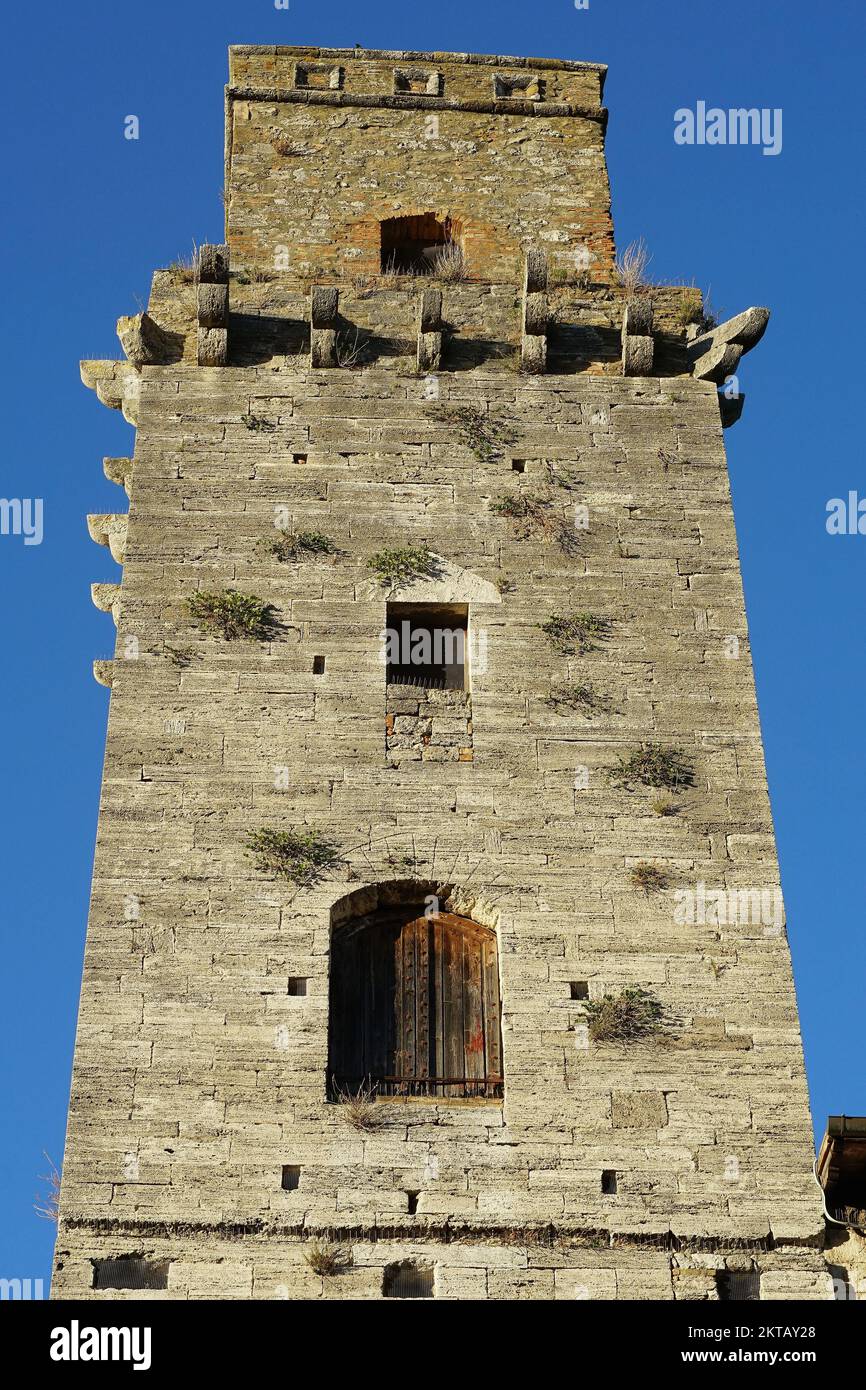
[328,902,503,1099]
[380,213,462,274]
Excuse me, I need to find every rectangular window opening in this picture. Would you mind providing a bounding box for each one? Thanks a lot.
[287,977,308,996]
[406,1190,420,1215]
[92,1258,169,1291]
[511,459,526,473]
[383,1261,434,1299]
[394,68,442,96]
[294,63,343,91]
[494,73,545,100]
[312,656,325,675]
[570,981,589,1000]
[281,1165,301,1191]
[380,213,462,274]
[385,602,468,691]
[716,1269,761,1302]
[601,1169,618,1195]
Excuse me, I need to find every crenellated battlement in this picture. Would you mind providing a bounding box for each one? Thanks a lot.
[90,244,766,397]
[227,45,608,104]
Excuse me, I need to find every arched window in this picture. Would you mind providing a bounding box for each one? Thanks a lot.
[328,906,503,1099]
[380,213,462,274]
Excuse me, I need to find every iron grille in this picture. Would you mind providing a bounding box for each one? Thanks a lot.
[386,668,449,690]
[383,1262,435,1299]
[93,1258,170,1291]
[716,1269,760,1301]
[332,1074,504,1100]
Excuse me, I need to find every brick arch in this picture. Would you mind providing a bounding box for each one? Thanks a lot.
[328,888,504,1100]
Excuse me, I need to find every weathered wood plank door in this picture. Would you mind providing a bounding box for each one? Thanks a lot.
[329,909,503,1098]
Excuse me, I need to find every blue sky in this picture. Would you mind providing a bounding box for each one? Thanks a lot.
[2,0,864,1290]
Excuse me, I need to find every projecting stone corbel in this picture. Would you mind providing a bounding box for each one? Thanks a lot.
[116,312,176,368]
[91,582,122,626]
[104,457,133,496]
[197,283,229,327]
[688,306,769,384]
[87,513,128,566]
[719,393,746,429]
[79,360,141,426]
[195,243,229,366]
[417,288,443,373]
[92,660,115,688]
[310,285,339,368]
[621,298,654,376]
[521,248,549,374]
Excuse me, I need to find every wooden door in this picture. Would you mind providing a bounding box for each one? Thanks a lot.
[329,910,503,1098]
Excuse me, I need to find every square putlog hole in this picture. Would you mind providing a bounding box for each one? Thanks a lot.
[511,459,526,473]
[292,453,308,465]
[383,1261,434,1299]
[287,978,308,996]
[570,981,589,1000]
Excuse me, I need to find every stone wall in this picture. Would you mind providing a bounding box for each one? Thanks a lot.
[385,686,473,764]
[226,47,614,284]
[55,1231,832,1302]
[55,361,826,1298]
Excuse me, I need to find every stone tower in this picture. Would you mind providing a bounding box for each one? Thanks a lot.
[54,45,832,1301]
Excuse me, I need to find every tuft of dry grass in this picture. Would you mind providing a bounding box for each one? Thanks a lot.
[335,327,370,368]
[34,1152,61,1223]
[699,285,720,331]
[271,134,314,157]
[433,404,516,463]
[544,461,581,491]
[304,1240,349,1277]
[491,494,578,554]
[379,242,468,283]
[333,1082,386,1131]
[167,247,198,284]
[263,530,336,563]
[584,988,664,1044]
[630,861,669,895]
[674,286,704,330]
[544,682,611,716]
[378,251,406,286]
[241,413,274,432]
[539,612,610,656]
[612,744,694,792]
[615,237,651,300]
[651,792,679,817]
[429,241,468,282]
[163,644,198,669]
